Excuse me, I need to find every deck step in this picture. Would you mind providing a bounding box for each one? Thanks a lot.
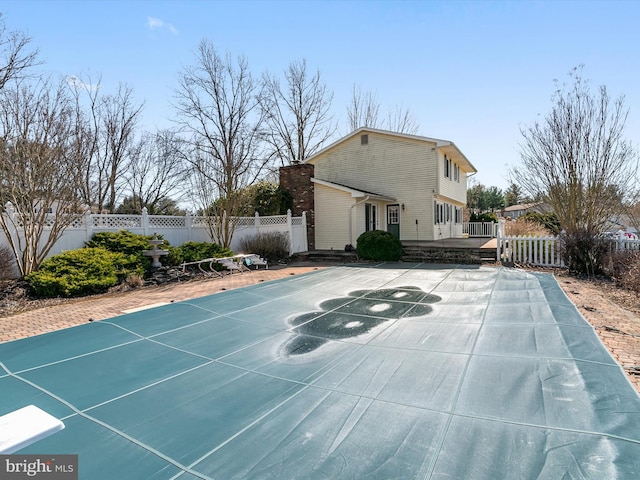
[291,251,360,263]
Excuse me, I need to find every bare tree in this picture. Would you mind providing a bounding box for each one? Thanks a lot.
[259,59,335,165]
[0,78,86,275]
[173,39,267,247]
[0,13,40,90]
[122,130,188,214]
[346,84,419,134]
[387,105,420,135]
[514,67,639,272]
[69,76,143,212]
[347,84,381,130]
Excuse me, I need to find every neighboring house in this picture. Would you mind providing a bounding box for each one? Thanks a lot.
[499,202,549,220]
[605,214,639,236]
[280,127,476,251]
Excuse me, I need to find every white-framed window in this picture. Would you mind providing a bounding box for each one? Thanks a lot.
[387,205,399,224]
[455,207,462,224]
[444,155,452,179]
[434,201,450,224]
[365,203,377,231]
[454,164,460,182]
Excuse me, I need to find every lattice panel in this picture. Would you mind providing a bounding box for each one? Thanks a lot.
[259,215,287,226]
[190,216,209,227]
[291,217,304,226]
[67,216,86,229]
[235,217,256,227]
[92,215,142,228]
[149,216,186,228]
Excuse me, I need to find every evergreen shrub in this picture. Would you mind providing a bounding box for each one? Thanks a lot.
[356,230,403,261]
[26,247,138,297]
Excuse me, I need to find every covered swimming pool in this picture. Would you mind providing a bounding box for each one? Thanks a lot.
[1,264,639,479]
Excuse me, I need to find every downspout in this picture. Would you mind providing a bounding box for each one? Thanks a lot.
[349,195,370,246]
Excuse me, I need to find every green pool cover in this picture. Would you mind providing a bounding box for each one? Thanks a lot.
[1,265,639,479]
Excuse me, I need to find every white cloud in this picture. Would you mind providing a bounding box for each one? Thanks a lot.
[66,75,99,91]
[147,16,178,34]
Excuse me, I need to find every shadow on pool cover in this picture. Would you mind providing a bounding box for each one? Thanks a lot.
[284,286,441,355]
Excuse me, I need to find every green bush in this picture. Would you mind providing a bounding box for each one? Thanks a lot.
[176,241,233,263]
[167,241,234,272]
[86,230,168,257]
[239,232,290,262]
[469,212,498,223]
[86,230,174,274]
[356,230,403,261]
[26,247,139,297]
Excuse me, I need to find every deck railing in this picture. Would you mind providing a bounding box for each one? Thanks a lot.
[463,222,498,238]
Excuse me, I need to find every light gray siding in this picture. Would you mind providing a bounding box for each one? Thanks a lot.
[310,132,439,241]
[314,184,354,249]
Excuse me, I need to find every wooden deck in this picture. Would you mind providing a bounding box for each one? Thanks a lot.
[293,238,498,264]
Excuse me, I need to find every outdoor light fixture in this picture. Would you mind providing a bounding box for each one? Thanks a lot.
[402,203,405,211]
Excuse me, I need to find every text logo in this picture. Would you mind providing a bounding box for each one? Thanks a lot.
[0,455,77,479]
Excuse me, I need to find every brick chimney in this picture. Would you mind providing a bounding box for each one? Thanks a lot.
[279,163,315,251]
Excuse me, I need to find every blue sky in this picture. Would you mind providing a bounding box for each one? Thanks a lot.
[2,0,639,190]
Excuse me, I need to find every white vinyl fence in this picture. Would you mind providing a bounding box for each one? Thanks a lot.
[0,208,308,262]
[497,235,565,267]
[463,222,498,237]
[497,234,640,268]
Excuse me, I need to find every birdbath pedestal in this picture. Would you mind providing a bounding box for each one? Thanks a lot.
[143,234,169,268]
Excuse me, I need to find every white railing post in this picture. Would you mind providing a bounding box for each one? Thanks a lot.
[254,211,260,235]
[85,209,93,242]
[287,209,294,255]
[141,207,149,235]
[301,211,308,252]
[186,212,192,241]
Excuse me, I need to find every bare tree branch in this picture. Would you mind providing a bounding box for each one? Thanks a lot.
[347,84,381,131]
[259,59,335,165]
[0,13,40,90]
[345,84,420,134]
[387,105,420,135]
[69,76,143,212]
[0,77,86,275]
[173,39,267,247]
[123,130,188,214]
[514,67,638,236]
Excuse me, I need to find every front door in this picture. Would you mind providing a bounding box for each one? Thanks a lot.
[387,204,400,238]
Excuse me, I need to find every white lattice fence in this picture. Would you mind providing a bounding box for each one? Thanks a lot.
[91,214,143,229]
[0,209,308,262]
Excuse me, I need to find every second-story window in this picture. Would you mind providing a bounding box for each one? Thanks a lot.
[444,155,452,179]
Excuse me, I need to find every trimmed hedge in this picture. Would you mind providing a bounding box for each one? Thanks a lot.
[25,247,140,297]
[356,230,403,261]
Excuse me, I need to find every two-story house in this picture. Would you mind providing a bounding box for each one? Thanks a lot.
[280,128,476,251]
